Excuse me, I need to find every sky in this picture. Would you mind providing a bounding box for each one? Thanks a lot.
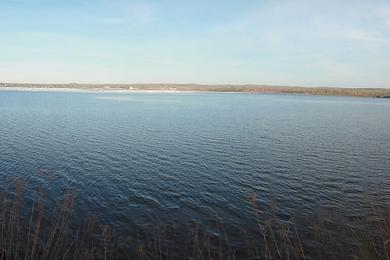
[0,0,390,88]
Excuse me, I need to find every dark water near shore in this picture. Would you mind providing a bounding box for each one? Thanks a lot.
[1,91,390,252]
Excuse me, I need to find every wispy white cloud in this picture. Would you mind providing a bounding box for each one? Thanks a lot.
[99,17,126,25]
[209,0,390,48]
[97,1,157,25]
[327,28,390,45]
[189,0,390,87]
[124,2,156,22]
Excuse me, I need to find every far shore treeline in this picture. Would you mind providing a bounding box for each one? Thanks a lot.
[1,83,390,98]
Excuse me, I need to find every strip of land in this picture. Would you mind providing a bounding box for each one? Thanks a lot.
[1,83,390,98]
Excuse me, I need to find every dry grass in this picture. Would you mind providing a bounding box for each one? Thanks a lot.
[0,180,117,260]
[0,181,389,259]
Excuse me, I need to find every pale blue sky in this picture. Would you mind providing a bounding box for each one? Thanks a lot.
[1,0,390,87]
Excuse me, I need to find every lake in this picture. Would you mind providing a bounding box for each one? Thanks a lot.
[0,90,389,257]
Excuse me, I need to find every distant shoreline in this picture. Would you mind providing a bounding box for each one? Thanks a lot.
[1,84,390,98]
[0,86,193,94]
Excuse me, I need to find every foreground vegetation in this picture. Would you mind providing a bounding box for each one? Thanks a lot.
[0,181,389,259]
[2,83,390,98]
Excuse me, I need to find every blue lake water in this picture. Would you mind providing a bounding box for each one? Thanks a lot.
[0,91,389,250]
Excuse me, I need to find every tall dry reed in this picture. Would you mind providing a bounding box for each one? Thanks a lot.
[0,181,388,259]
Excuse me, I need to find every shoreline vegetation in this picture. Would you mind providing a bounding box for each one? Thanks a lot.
[1,181,389,259]
[1,83,390,98]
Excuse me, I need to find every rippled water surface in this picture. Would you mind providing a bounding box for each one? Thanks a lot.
[0,91,389,243]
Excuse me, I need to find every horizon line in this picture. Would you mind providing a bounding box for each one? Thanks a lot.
[1,82,389,90]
